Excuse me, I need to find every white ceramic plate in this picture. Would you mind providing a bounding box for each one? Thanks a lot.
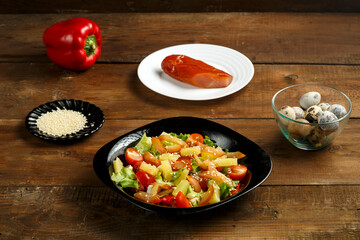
[137,43,254,100]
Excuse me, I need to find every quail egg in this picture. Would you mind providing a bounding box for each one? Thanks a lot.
[288,119,312,139]
[318,111,339,132]
[330,104,347,119]
[278,106,296,126]
[305,105,322,123]
[292,106,305,119]
[318,103,331,111]
[308,126,326,147]
[300,92,321,109]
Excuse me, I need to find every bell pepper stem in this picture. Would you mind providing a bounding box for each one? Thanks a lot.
[84,35,97,57]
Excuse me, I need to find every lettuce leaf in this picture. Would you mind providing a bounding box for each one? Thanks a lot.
[155,171,162,180]
[204,135,217,148]
[169,132,190,142]
[187,185,203,207]
[134,133,152,154]
[220,180,240,199]
[111,166,139,189]
[191,159,200,173]
[170,168,184,181]
[155,171,174,186]
[220,183,232,199]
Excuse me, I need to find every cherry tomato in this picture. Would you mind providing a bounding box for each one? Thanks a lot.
[231,171,252,196]
[143,151,161,167]
[227,165,247,181]
[172,157,192,172]
[160,195,175,206]
[125,148,143,165]
[175,191,192,208]
[186,133,204,146]
[136,170,155,188]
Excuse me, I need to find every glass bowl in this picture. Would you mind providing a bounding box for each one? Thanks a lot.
[272,84,352,150]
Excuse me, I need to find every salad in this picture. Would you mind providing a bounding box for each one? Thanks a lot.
[110,132,251,208]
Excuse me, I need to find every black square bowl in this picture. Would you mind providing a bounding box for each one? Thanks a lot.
[93,117,272,214]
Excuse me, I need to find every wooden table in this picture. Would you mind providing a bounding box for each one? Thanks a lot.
[0,3,359,239]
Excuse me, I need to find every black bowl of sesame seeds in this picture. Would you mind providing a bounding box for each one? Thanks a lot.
[25,99,105,142]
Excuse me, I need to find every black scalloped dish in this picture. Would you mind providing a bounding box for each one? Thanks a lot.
[25,99,105,142]
[93,117,272,214]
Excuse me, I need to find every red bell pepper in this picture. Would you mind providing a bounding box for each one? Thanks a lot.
[43,18,102,71]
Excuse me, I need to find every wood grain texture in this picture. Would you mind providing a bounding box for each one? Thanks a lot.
[0,0,360,14]
[1,119,359,186]
[0,185,359,239]
[1,0,360,13]
[0,13,360,64]
[1,11,359,239]
[0,63,358,120]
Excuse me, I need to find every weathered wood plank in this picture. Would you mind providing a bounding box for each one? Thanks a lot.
[0,63,358,120]
[0,13,360,64]
[1,0,360,13]
[0,185,359,239]
[1,119,359,186]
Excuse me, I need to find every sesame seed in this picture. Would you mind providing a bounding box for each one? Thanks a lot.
[36,108,87,137]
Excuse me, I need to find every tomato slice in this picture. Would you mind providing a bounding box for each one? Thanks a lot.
[175,191,192,208]
[136,170,155,188]
[160,195,175,206]
[125,148,143,165]
[172,157,192,172]
[185,133,204,146]
[227,165,247,181]
[143,151,161,167]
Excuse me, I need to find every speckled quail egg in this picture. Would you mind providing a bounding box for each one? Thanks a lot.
[300,92,321,109]
[308,126,326,147]
[305,105,323,123]
[288,119,312,139]
[292,106,305,119]
[318,111,339,132]
[330,104,347,119]
[278,106,296,126]
[318,103,331,111]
